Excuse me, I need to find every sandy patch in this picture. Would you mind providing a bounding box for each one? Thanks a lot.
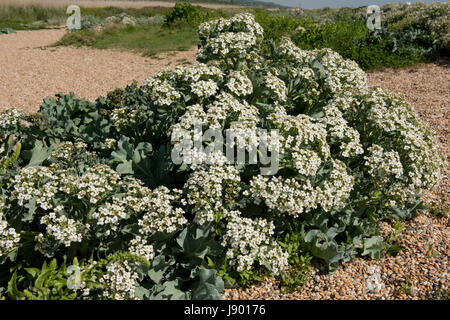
[0,29,197,113]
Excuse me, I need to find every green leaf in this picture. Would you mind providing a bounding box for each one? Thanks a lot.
[362,236,387,259]
[111,136,134,174]
[23,196,37,222]
[8,271,25,300]
[158,280,187,300]
[386,244,404,256]
[24,268,40,278]
[25,141,52,167]
[191,268,224,300]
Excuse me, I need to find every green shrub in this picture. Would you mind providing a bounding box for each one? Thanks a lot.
[165,2,226,28]
[0,13,445,300]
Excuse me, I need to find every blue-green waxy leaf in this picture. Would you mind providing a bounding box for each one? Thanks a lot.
[156,280,188,300]
[23,196,37,222]
[191,268,224,300]
[362,236,387,259]
[303,229,344,271]
[25,141,52,167]
[111,136,134,174]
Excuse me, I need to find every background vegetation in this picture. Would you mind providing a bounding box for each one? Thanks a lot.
[1,2,448,70]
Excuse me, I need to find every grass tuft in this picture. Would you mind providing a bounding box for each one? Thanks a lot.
[56,23,198,56]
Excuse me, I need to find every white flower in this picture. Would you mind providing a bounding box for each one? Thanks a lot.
[0,198,20,256]
[221,210,288,275]
[99,261,139,300]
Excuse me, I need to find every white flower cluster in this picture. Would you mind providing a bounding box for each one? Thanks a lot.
[297,67,315,81]
[186,164,241,224]
[212,32,256,57]
[198,13,263,42]
[292,149,322,176]
[129,236,154,262]
[277,37,317,63]
[319,48,367,94]
[11,163,122,213]
[226,71,253,97]
[170,92,260,168]
[77,164,122,204]
[105,138,117,149]
[9,157,190,258]
[365,87,445,194]
[38,206,85,247]
[248,159,354,215]
[136,186,187,235]
[268,109,330,159]
[264,72,287,102]
[318,159,354,211]
[321,103,364,157]
[209,92,260,130]
[141,64,224,112]
[51,141,96,163]
[99,261,139,300]
[144,78,181,106]
[221,210,288,275]
[0,198,20,256]
[197,13,263,61]
[111,107,142,131]
[276,38,367,97]
[191,79,218,98]
[168,63,224,83]
[10,163,134,255]
[248,175,320,217]
[91,197,128,236]
[0,108,23,132]
[11,166,59,210]
[365,144,404,184]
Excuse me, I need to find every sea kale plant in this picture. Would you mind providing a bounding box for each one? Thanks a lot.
[0,13,445,300]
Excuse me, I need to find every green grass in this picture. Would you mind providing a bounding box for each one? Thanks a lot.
[56,24,199,56]
[80,6,173,19]
[2,3,442,70]
[291,19,429,71]
[0,5,174,30]
[0,5,65,29]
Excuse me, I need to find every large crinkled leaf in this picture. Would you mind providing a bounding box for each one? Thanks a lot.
[110,136,171,188]
[154,279,188,300]
[303,229,345,271]
[110,136,134,174]
[24,141,53,167]
[191,268,224,300]
[362,236,387,260]
[176,224,220,268]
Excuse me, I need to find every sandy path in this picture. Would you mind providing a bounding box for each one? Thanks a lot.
[0,29,197,113]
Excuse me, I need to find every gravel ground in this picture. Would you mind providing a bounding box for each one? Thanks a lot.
[1,29,448,300]
[222,60,449,300]
[0,29,197,113]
